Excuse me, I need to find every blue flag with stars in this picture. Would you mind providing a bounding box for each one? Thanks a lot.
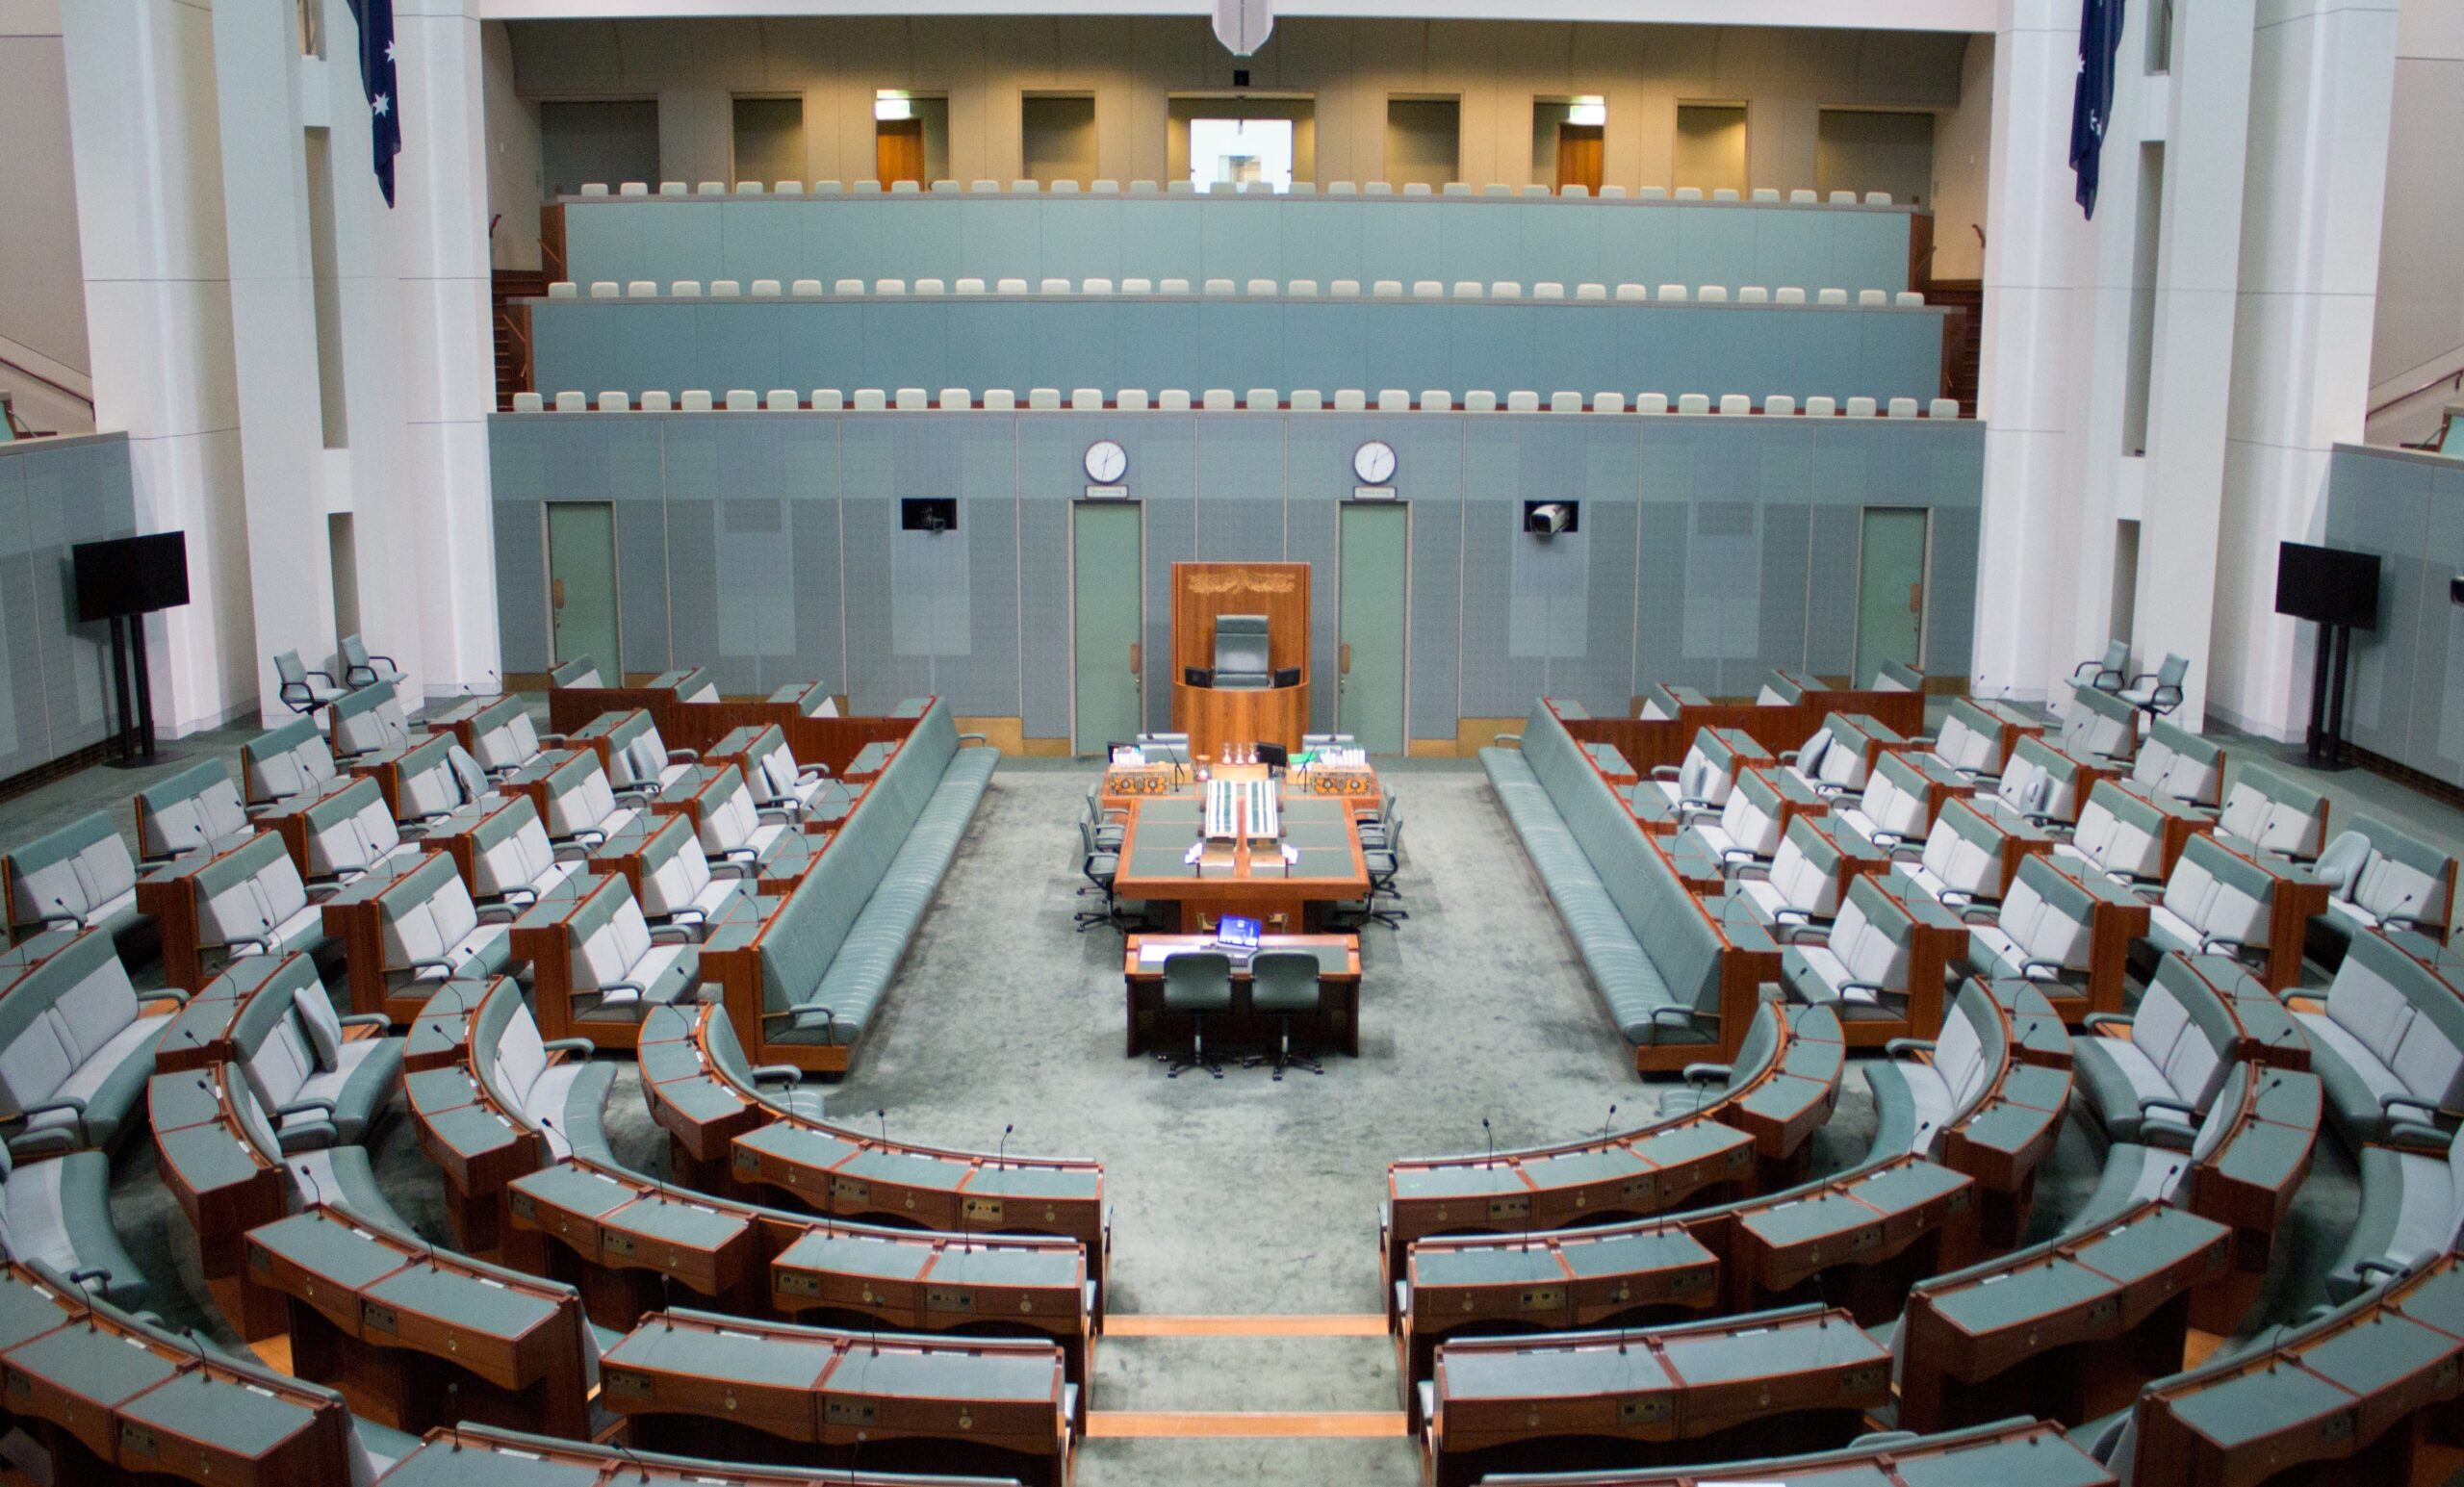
[345,0,401,206]
[2069,0,2125,217]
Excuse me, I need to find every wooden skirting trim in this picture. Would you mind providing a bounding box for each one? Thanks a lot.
[1104,1313,1387,1338]
[1086,1410,1407,1439]
[2349,743,2464,811]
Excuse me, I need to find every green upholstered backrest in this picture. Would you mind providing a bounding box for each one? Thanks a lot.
[2182,833,2276,903]
[701,1004,752,1082]
[1761,670,1810,705]
[2086,780,2165,833]
[1694,728,1742,774]
[2012,852,2095,919]
[1735,765,1784,818]
[246,715,320,762]
[769,681,834,715]
[1874,748,1929,799]
[0,930,120,1052]
[1846,873,1916,947]
[327,679,398,730]
[136,760,234,821]
[191,832,287,900]
[1942,799,2004,852]
[3,811,116,878]
[542,749,599,800]
[2013,734,2077,786]
[561,875,630,946]
[2352,812,2453,883]
[1731,1000,1781,1080]
[299,776,385,833]
[2236,763,2325,819]
[581,708,653,755]
[378,853,459,915]
[1877,657,1924,689]
[2149,718,2222,770]
[475,696,529,734]
[466,796,539,853]
[548,656,600,688]
[1784,815,1844,876]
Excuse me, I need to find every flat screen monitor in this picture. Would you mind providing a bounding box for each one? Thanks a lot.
[72,531,191,623]
[1215,914,1261,955]
[2273,541,2379,630]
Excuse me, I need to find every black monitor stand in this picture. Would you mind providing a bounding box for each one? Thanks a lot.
[105,614,178,771]
[2301,621,2354,772]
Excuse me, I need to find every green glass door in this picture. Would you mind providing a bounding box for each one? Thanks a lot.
[1337,501,1409,754]
[1853,507,1929,685]
[1073,500,1143,753]
[546,501,620,677]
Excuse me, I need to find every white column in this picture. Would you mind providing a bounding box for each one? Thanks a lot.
[1969,0,2096,705]
[2209,0,2400,740]
[61,0,255,736]
[210,0,339,705]
[390,0,503,697]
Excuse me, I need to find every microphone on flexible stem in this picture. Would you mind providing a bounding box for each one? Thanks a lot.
[612,1435,654,1482]
[1481,1116,1493,1167]
[661,1271,676,1328]
[996,1123,1013,1168]
[1601,1103,1618,1142]
[297,1163,328,1218]
[877,1109,887,1145]
[846,1428,866,1484]
[447,1379,462,1433]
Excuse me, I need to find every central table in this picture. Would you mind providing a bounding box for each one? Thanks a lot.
[1121,933,1362,1057]
[1112,792,1370,933]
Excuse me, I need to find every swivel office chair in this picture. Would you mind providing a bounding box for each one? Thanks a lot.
[1159,952,1233,1077]
[2119,653,2189,722]
[2071,640,2129,695]
[1084,781,1127,852]
[1342,819,1407,930]
[1358,793,1400,853]
[1075,817,1123,932]
[273,651,346,715]
[1242,950,1324,1079]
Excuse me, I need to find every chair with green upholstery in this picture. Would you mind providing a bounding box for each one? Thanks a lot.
[228,953,400,1145]
[134,760,253,861]
[272,649,345,714]
[1994,734,2084,827]
[1345,816,1407,929]
[2309,812,2454,963]
[2213,764,2329,861]
[1864,981,2004,1159]
[0,930,177,1157]
[193,832,336,968]
[338,633,401,689]
[2073,953,2239,1144]
[2324,1113,2464,1302]
[374,855,516,996]
[327,679,412,758]
[702,1004,827,1119]
[2072,638,2129,694]
[548,654,602,690]
[1074,817,1125,933]
[1160,951,1233,1078]
[471,979,614,1161]
[2058,680,2141,761]
[2123,718,2224,807]
[2292,929,2464,1144]
[2141,833,2275,969]
[1210,615,1272,689]
[3,811,149,947]
[1242,950,1324,1079]
[238,715,345,807]
[2118,652,2189,721]
[0,1140,146,1308]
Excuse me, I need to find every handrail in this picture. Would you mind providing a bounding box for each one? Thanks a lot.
[0,353,94,416]
[2368,362,2464,421]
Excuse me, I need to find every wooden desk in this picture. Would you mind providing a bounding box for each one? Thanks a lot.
[147,1070,285,1281]
[506,1161,763,1316]
[1111,793,1369,934]
[1121,934,1361,1057]
[0,1262,352,1487]
[2040,855,2153,1024]
[1171,682,1308,764]
[599,1311,1070,1487]
[1897,1198,2231,1434]
[403,1064,546,1252]
[1426,1305,1890,1487]
[134,846,230,993]
[241,1206,593,1439]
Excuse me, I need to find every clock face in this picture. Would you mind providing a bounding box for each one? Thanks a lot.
[1353,439,1397,486]
[1084,439,1128,484]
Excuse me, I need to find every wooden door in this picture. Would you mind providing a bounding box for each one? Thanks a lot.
[876,118,925,186]
[1555,123,1604,194]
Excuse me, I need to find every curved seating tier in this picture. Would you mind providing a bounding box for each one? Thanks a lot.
[1382,1001,1844,1279]
[642,1004,1111,1277]
[1865,979,2073,1244]
[387,1423,1029,1485]
[2289,926,2464,1144]
[1471,1415,2112,1486]
[0,927,175,1157]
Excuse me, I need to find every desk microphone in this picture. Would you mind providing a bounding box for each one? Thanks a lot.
[877,1109,888,1145]
[846,1427,867,1483]
[611,1437,654,1482]
[297,1163,328,1218]
[447,1379,462,1432]
[1481,1116,1493,1167]
[996,1123,1013,1168]
[1600,1104,1618,1143]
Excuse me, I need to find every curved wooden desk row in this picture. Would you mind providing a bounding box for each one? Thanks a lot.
[546,681,920,782]
[1552,686,1926,780]
[0,1261,358,1487]
[1897,1197,2232,1437]
[1424,1304,1891,1487]
[150,954,308,1072]
[241,1204,598,1441]
[599,1309,1070,1487]
[641,1007,1111,1279]
[1397,1153,1978,1397]
[388,1423,1028,1485]
[2124,1249,2464,1487]
[1381,1005,1847,1286]
[1931,982,2077,1248]
[501,1152,1096,1411]
[1470,1415,2112,1487]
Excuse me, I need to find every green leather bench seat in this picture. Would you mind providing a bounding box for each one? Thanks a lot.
[3,810,149,947]
[758,703,996,1048]
[2326,1118,2464,1303]
[229,954,401,1145]
[2072,953,2240,1144]
[1476,1416,2111,1485]
[219,1064,421,1234]
[703,1005,828,1118]
[134,760,253,861]
[2310,811,2454,963]
[472,980,618,1163]
[2214,764,2329,859]
[2291,929,2464,1145]
[238,714,346,806]
[1482,704,1727,1048]
[0,930,174,1157]
[548,655,602,689]
[192,832,334,964]
[1864,981,2004,1160]
[0,1143,145,1307]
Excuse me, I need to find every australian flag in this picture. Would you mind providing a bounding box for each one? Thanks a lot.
[345,0,401,206]
[2069,0,2125,217]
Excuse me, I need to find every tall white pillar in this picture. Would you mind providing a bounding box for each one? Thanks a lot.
[61,0,256,736]
[1969,0,2096,705]
[391,0,503,697]
[210,0,339,705]
[2209,0,2400,740]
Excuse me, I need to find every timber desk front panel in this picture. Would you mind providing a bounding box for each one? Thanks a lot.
[0,1261,355,1487]
[1381,1007,1844,1292]
[1425,1304,1890,1487]
[600,1310,1069,1486]
[644,1008,1113,1276]
[1122,933,1361,1057]
[1169,561,1311,760]
[1398,1153,1976,1391]
[148,1067,285,1282]
[1112,793,1368,934]
[241,1205,595,1440]
[501,1152,1094,1402]
[1897,1198,2232,1435]
[2129,1249,2464,1487]
[549,686,922,782]
[1473,1416,2114,1487]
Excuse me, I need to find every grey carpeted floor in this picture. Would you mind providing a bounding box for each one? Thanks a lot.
[6,710,2456,1483]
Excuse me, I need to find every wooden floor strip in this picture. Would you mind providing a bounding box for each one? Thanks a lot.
[1087,1410,1407,1439]
[1103,1314,1389,1338]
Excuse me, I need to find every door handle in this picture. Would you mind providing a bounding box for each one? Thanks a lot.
[552,577,567,611]
[1340,644,1351,676]
[1908,582,1923,616]
[1129,643,1141,677]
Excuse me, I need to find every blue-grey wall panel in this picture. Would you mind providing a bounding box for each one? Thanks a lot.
[0,457,36,778]
[2323,446,2461,786]
[486,411,1983,737]
[560,195,1920,299]
[531,297,1948,408]
[16,437,137,761]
